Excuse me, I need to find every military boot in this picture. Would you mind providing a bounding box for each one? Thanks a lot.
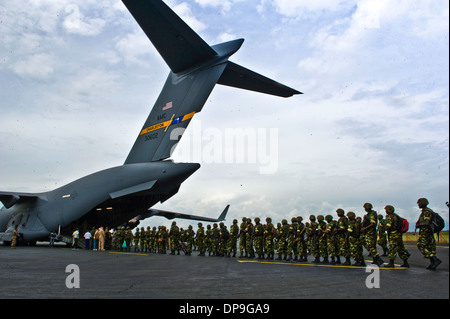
[400,259,409,268]
[343,257,351,266]
[322,257,329,263]
[384,259,395,268]
[335,256,341,264]
[427,256,442,270]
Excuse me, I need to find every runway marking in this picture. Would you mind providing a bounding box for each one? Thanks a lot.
[237,259,408,270]
[108,251,148,256]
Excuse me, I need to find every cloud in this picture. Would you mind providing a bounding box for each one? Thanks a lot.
[11,53,54,79]
[62,4,106,36]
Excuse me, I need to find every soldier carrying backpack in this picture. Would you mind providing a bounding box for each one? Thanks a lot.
[415,198,442,270]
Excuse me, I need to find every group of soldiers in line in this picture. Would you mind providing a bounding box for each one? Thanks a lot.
[87,198,442,271]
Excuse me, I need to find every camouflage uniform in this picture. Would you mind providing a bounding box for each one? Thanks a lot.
[276,219,289,260]
[362,203,384,266]
[336,208,350,265]
[244,219,255,258]
[384,205,409,268]
[287,218,298,261]
[324,215,338,264]
[317,215,328,263]
[253,218,265,259]
[377,215,388,256]
[307,216,319,262]
[169,221,181,255]
[264,218,275,260]
[416,198,441,270]
[347,212,365,266]
[219,223,230,257]
[196,223,206,256]
[125,227,132,252]
[133,228,140,252]
[185,225,195,255]
[296,217,308,262]
[212,223,220,256]
[206,225,213,256]
[229,219,239,257]
[239,218,247,257]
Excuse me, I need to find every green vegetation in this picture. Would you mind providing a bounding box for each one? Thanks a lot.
[403,231,449,243]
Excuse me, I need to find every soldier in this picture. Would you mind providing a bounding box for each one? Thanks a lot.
[264,217,276,260]
[275,222,282,259]
[347,212,365,266]
[306,215,319,262]
[316,215,328,263]
[169,221,181,255]
[105,227,112,250]
[296,217,308,262]
[185,225,195,255]
[415,198,441,270]
[384,205,409,268]
[245,218,255,258]
[219,223,230,257]
[287,217,298,261]
[150,226,157,253]
[196,222,206,256]
[139,227,147,252]
[336,208,351,265]
[133,228,140,252]
[206,224,213,256]
[377,214,388,256]
[276,219,289,260]
[229,219,239,257]
[324,215,338,264]
[212,223,220,256]
[253,218,265,259]
[239,217,247,258]
[361,203,384,266]
[125,227,133,252]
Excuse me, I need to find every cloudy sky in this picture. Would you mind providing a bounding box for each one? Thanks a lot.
[0,0,448,230]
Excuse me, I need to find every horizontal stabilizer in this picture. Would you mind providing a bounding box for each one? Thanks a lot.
[122,0,217,73]
[217,61,302,97]
[0,191,46,209]
[145,204,229,223]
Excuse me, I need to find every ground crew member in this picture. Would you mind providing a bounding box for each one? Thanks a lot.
[384,205,409,268]
[415,198,441,270]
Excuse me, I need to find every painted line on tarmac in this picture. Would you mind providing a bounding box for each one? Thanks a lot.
[108,251,148,256]
[237,259,408,270]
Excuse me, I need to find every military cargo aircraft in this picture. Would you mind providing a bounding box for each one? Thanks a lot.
[0,0,300,245]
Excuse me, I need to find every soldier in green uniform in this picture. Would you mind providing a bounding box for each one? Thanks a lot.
[264,217,276,260]
[139,227,147,252]
[245,218,255,258]
[196,222,206,256]
[253,218,265,259]
[150,226,157,253]
[324,215,338,264]
[296,216,307,262]
[212,223,220,256]
[169,221,181,255]
[219,223,230,257]
[306,215,319,262]
[125,226,133,252]
[185,225,195,255]
[361,203,384,266]
[317,215,328,263]
[105,227,112,250]
[206,224,213,256]
[229,219,239,257]
[415,198,441,270]
[377,214,388,256]
[133,228,140,252]
[239,217,247,258]
[347,212,365,266]
[287,217,298,261]
[384,205,409,268]
[336,208,351,265]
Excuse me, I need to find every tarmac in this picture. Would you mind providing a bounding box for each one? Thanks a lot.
[1,242,448,302]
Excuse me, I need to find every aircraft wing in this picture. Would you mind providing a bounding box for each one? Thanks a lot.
[0,191,47,209]
[145,204,229,223]
[217,61,302,98]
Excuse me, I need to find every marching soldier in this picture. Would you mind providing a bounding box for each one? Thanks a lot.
[416,198,441,270]
[264,217,276,260]
[384,205,409,268]
[347,212,365,266]
[307,215,319,263]
[317,215,328,263]
[324,215,338,264]
[229,219,239,257]
[253,218,265,259]
[196,222,206,256]
[361,203,384,266]
[336,208,350,265]
[296,217,307,262]
[377,214,388,256]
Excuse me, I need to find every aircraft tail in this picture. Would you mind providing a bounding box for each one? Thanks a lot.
[122,0,301,164]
